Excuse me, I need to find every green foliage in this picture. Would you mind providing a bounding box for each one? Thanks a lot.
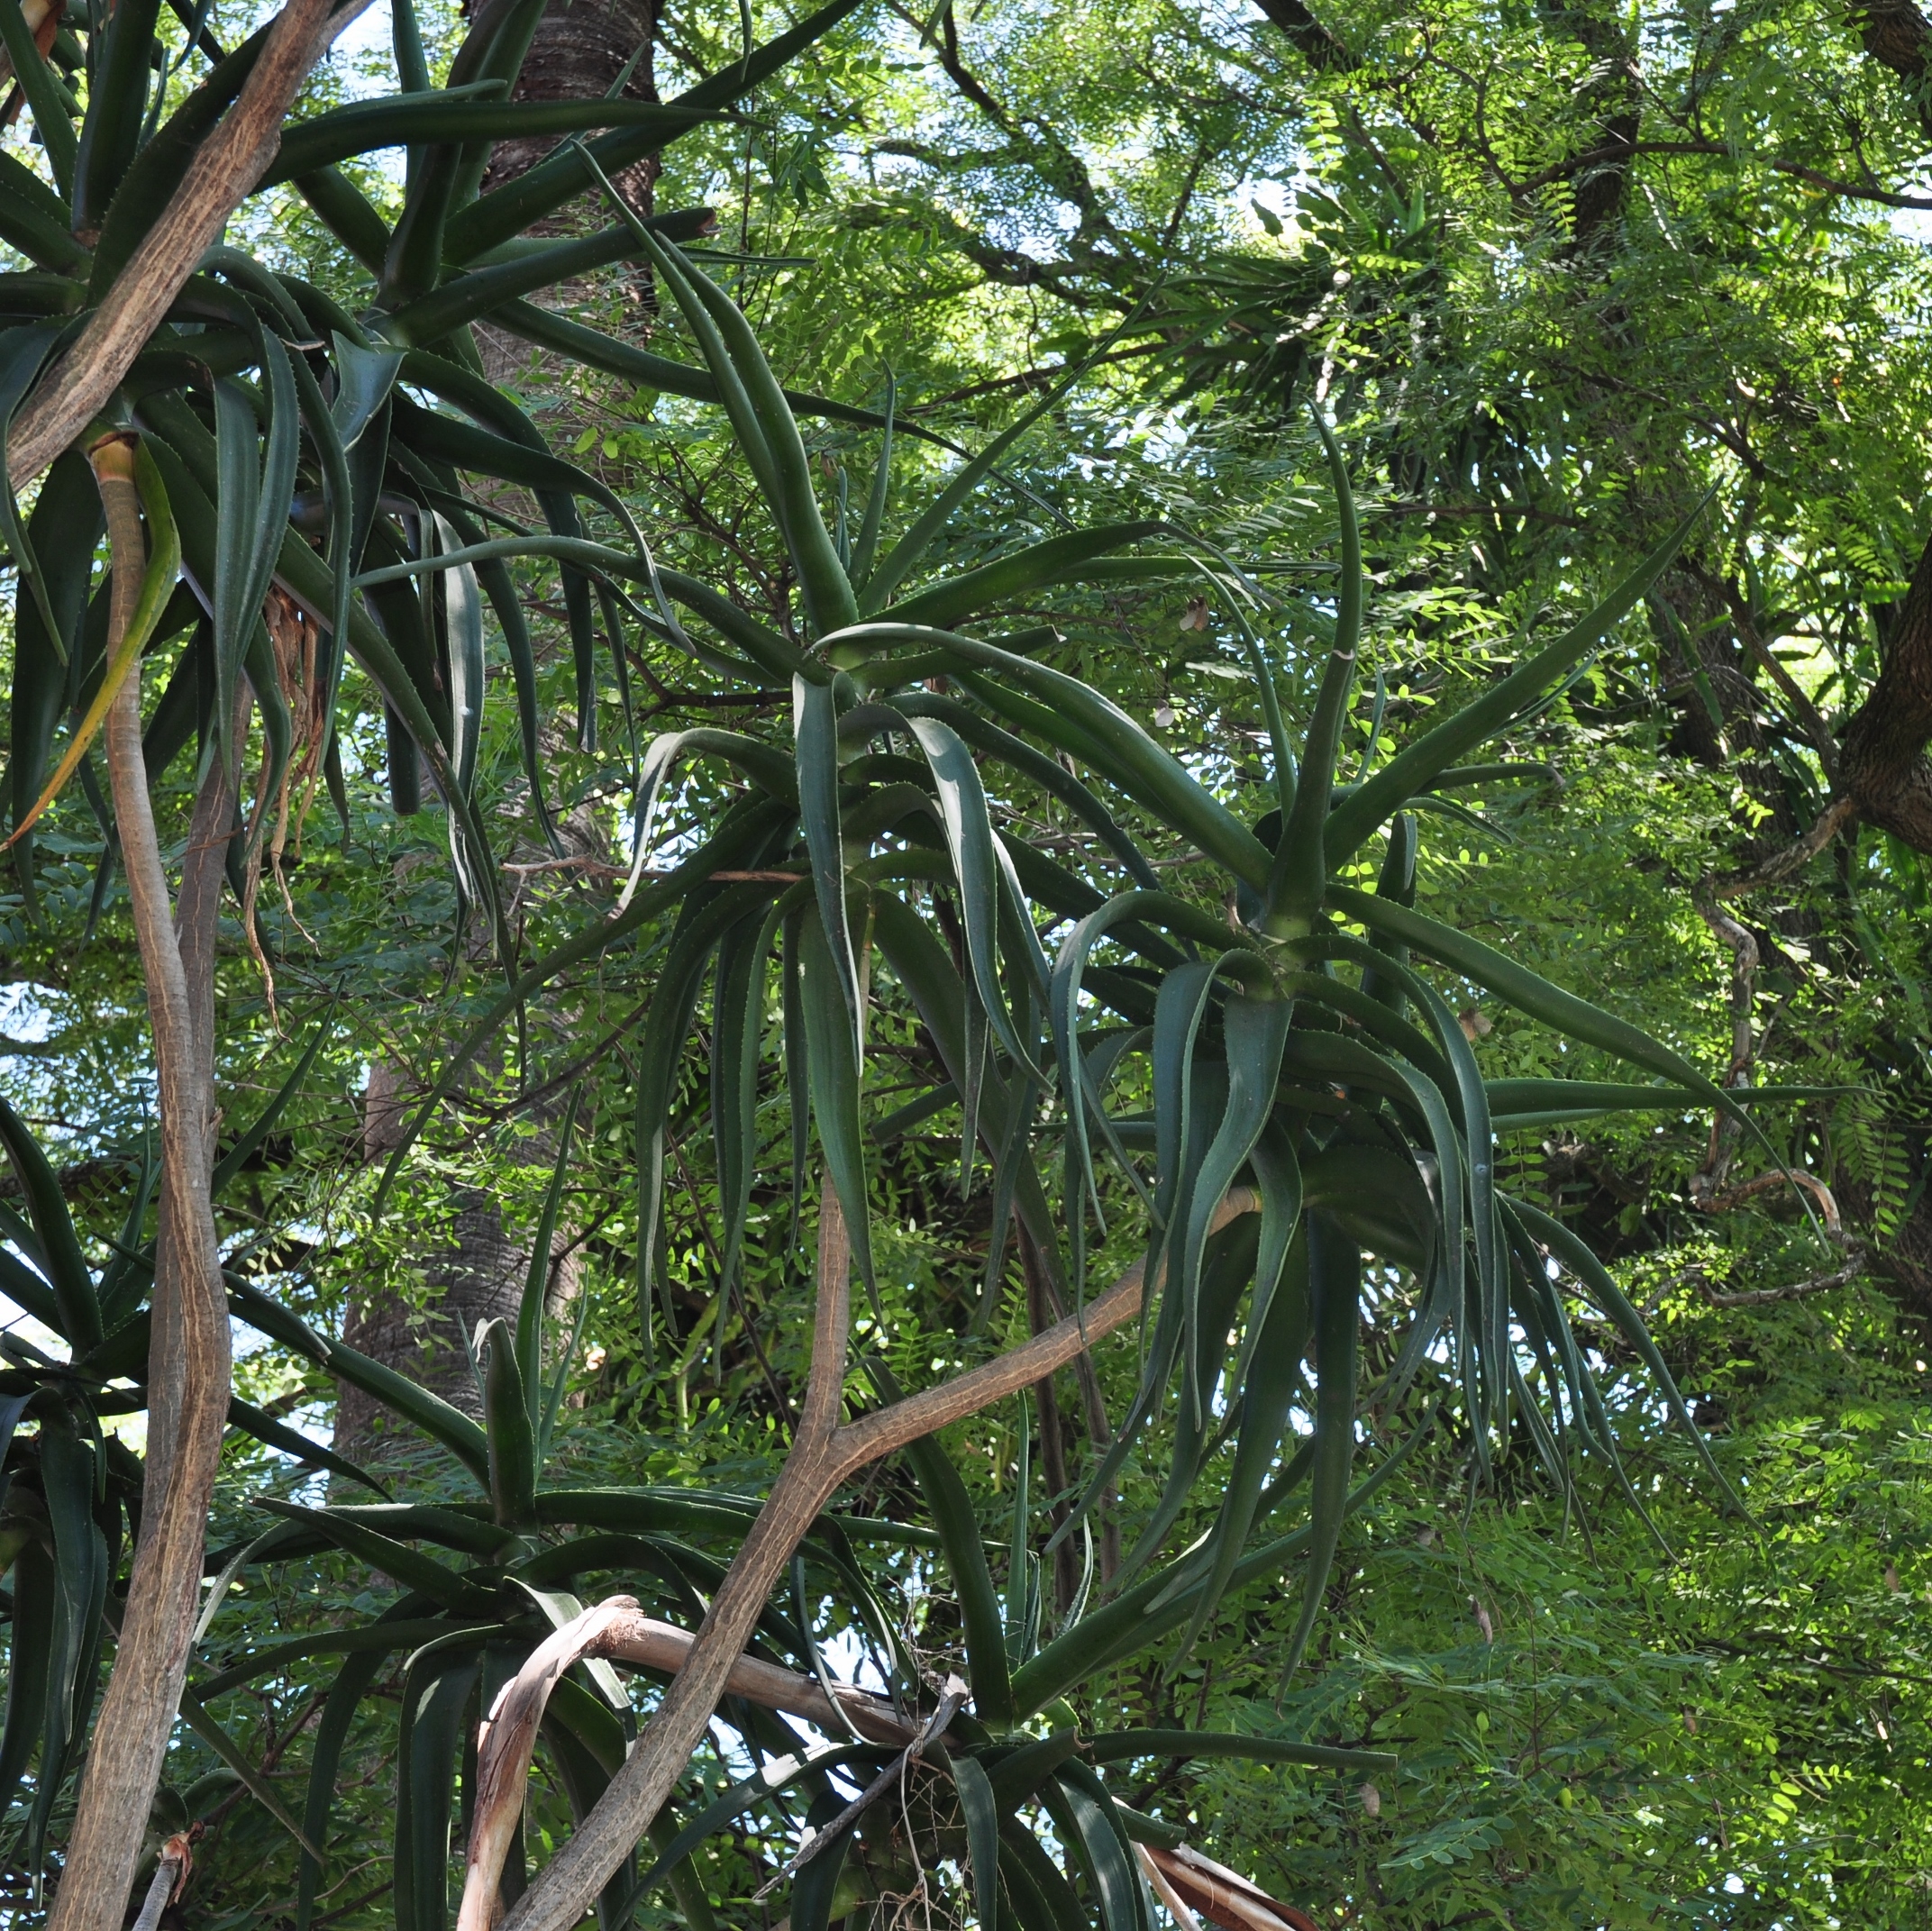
[5,0,1932,1924]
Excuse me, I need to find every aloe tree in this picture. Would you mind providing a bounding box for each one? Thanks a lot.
[341,233,1810,1931]
[0,0,876,1917]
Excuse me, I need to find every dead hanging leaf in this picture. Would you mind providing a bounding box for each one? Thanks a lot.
[1458,1006,1493,1043]
[1886,1562,1902,1592]
[1469,1595,1495,1644]
[239,587,330,1016]
[1180,596,1211,632]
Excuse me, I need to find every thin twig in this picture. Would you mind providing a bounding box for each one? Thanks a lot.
[753,1677,967,1898]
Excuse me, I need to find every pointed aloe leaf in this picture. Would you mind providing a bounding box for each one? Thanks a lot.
[1004,1390,1034,1661]
[1279,1212,1359,1687]
[1507,1196,1745,1512]
[298,1646,393,1927]
[443,0,868,259]
[849,373,895,588]
[332,332,405,449]
[1176,987,1290,1427]
[177,1685,324,1858]
[797,901,879,1311]
[0,323,68,661]
[255,1502,486,1611]
[790,1790,857,1931]
[1326,883,1795,1193]
[0,1093,97,1349]
[906,714,1042,1078]
[0,0,76,194]
[226,1275,491,1486]
[1115,1213,1262,1588]
[395,1652,480,1931]
[885,523,1167,631]
[827,624,1274,888]
[226,1396,389,1498]
[625,225,857,636]
[1016,1422,1426,1715]
[265,96,715,186]
[1328,493,1714,861]
[1171,1224,1309,1666]
[634,879,796,1329]
[477,1317,539,1530]
[903,1432,1014,1730]
[715,905,785,1296]
[517,1091,580,1429]
[858,369,1089,618]
[0,1538,54,1825]
[952,1752,1005,1930]
[1046,1766,1150,1931]
[897,692,1160,888]
[1263,410,1360,935]
[795,674,861,1047]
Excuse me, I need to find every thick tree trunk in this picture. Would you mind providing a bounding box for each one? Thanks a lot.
[478,0,658,211]
[337,1063,583,1460]
[337,0,655,1459]
[1840,524,1932,852]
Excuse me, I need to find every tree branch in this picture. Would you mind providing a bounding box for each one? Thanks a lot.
[488,1189,1261,1931]
[7,0,375,488]
[49,442,234,1931]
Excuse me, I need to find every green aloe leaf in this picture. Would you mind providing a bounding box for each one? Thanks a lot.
[903,1434,1015,1730]
[1507,1197,1745,1512]
[0,0,76,194]
[999,1821,1088,1931]
[478,1318,538,1530]
[797,902,880,1309]
[1325,884,1793,1192]
[1263,409,1361,935]
[1170,1223,1310,1665]
[264,96,715,186]
[885,523,1167,630]
[790,1790,857,1931]
[1044,1767,1150,1931]
[177,1685,324,1859]
[253,1502,487,1611]
[1175,988,1291,1427]
[394,1652,480,1931]
[0,1094,98,1349]
[1326,494,1712,861]
[1278,1213,1360,1688]
[714,904,787,1297]
[952,1753,1006,1930]
[226,1276,492,1486]
[627,229,857,636]
[906,713,1042,1077]
[828,623,1274,887]
[225,1397,388,1498]
[0,1539,55,1825]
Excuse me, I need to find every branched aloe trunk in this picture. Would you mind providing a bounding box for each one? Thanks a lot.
[50,439,234,1931]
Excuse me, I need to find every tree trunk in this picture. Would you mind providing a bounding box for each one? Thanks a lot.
[1840,523,1932,852]
[334,0,655,1461]
[478,0,658,212]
